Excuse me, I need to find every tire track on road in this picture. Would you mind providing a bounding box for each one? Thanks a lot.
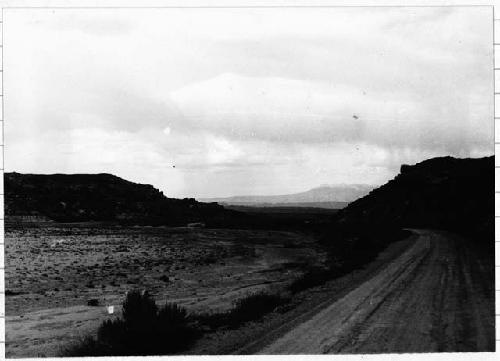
[259,229,495,354]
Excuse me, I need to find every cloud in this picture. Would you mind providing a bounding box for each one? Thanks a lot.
[4,7,493,197]
[42,10,134,37]
[170,72,491,155]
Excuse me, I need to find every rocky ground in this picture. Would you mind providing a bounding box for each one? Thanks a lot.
[5,223,326,357]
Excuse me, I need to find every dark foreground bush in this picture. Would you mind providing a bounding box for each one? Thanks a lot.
[288,267,333,294]
[231,292,288,326]
[62,290,199,356]
[195,292,289,330]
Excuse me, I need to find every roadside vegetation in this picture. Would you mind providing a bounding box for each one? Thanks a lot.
[193,292,290,330]
[289,226,412,294]
[62,290,199,356]
[62,289,289,356]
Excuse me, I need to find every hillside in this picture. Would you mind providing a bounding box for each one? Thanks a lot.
[331,156,494,247]
[5,156,493,236]
[4,173,228,225]
[199,184,373,208]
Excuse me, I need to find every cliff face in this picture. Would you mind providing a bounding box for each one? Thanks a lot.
[4,173,226,225]
[335,156,494,246]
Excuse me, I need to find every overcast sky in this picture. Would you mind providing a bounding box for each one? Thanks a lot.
[5,7,493,198]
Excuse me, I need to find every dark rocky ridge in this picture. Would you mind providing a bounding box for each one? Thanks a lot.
[333,156,494,247]
[4,172,228,225]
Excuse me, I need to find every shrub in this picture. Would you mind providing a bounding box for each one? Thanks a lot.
[87,299,99,306]
[159,275,170,283]
[194,311,230,330]
[5,289,22,296]
[194,292,289,330]
[61,336,108,357]
[288,267,333,294]
[122,290,158,327]
[62,290,199,356]
[230,292,287,326]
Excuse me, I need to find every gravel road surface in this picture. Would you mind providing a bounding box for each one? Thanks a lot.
[260,229,495,354]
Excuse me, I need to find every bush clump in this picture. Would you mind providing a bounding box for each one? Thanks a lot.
[87,299,99,306]
[231,292,287,325]
[195,292,289,330]
[288,267,333,294]
[63,290,199,356]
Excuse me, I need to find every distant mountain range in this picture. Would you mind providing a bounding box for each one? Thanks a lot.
[198,184,374,209]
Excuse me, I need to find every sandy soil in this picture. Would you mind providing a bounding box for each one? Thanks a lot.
[258,229,495,354]
[5,223,326,357]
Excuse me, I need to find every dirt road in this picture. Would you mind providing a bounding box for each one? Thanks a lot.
[260,229,495,354]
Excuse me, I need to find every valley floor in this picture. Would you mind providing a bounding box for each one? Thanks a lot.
[5,224,325,357]
[5,227,495,356]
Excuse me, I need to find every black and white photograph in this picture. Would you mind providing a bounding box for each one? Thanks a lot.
[2,4,496,357]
